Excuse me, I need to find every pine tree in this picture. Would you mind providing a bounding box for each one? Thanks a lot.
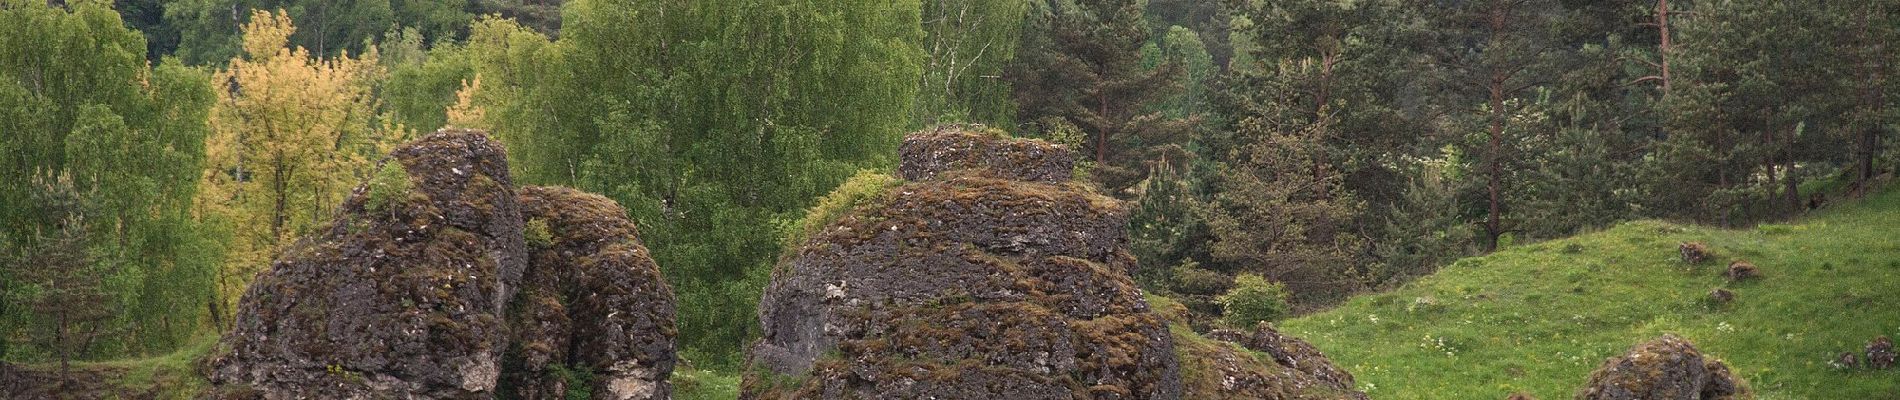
[6,175,116,378]
[1010,0,1191,196]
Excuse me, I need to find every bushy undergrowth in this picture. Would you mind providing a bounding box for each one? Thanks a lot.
[1278,187,1900,398]
[1218,273,1291,327]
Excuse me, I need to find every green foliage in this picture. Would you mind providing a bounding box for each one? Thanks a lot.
[164,0,472,65]
[781,171,899,250]
[672,368,742,400]
[1010,0,1192,195]
[467,0,924,369]
[914,0,1027,126]
[1279,188,1900,398]
[1217,274,1290,327]
[524,218,553,248]
[364,162,412,213]
[1167,263,1230,296]
[1,0,221,360]
[381,31,474,133]
[548,364,596,400]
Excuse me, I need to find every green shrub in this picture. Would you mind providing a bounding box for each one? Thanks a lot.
[780,170,899,249]
[524,218,553,248]
[1168,262,1232,295]
[1218,274,1291,327]
[365,162,412,213]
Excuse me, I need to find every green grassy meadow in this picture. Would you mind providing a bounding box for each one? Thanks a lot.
[1279,189,1900,399]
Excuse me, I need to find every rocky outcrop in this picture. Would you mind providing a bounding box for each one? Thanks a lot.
[1577,335,1747,400]
[1205,323,1359,394]
[897,125,1075,184]
[1173,328,1367,400]
[208,129,526,399]
[501,186,676,400]
[743,127,1178,399]
[205,129,676,399]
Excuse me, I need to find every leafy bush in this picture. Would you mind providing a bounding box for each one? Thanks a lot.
[1218,274,1290,327]
[364,162,412,213]
[1168,262,1231,295]
[524,218,553,248]
[780,170,899,249]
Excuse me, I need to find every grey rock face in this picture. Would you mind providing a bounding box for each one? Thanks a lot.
[208,129,526,399]
[1577,334,1747,400]
[745,128,1179,399]
[501,186,677,400]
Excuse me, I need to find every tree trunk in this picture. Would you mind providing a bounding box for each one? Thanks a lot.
[1657,0,1672,93]
[1096,95,1109,164]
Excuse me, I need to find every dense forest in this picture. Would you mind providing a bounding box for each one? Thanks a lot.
[1,0,1895,393]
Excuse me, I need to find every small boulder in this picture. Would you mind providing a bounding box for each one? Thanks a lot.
[1577,334,1747,400]
[1506,393,1537,400]
[1869,336,1896,370]
[1835,351,1860,370]
[1706,288,1735,305]
[1205,322,1357,392]
[1724,261,1760,282]
[1679,242,1712,264]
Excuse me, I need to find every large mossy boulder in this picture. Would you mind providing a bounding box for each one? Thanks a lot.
[501,186,677,400]
[205,129,679,399]
[1577,334,1747,400]
[743,127,1179,399]
[208,129,526,399]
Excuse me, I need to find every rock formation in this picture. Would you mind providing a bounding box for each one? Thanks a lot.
[743,127,1179,399]
[501,186,677,400]
[1577,334,1747,400]
[205,129,676,399]
[1205,323,1359,394]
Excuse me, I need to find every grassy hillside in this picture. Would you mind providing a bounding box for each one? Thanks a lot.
[1279,188,1900,399]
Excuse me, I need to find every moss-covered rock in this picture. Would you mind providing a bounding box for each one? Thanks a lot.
[1203,322,1360,396]
[744,128,1178,398]
[1577,334,1748,400]
[207,128,527,399]
[898,125,1076,184]
[1173,326,1367,400]
[501,186,676,400]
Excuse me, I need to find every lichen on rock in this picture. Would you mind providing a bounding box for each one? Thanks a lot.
[743,127,1178,399]
[207,128,527,399]
[1577,334,1748,400]
[204,129,677,400]
[500,186,676,400]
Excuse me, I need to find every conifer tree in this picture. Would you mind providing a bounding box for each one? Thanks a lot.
[1010,0,1191,196]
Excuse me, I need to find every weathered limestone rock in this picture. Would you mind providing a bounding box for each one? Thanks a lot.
[501,186,677,400]
[207,129,526,399]
[1577,335,1747,400]
[744,127,1177,399]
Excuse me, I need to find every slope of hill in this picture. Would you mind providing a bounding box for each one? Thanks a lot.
[1278,188,1900,399]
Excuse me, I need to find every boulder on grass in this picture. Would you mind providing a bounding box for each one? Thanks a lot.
[1577,334,1747,400]
[1869,336,1896,370]
[1725,261,1760,282]
[1679,242,1712,264]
